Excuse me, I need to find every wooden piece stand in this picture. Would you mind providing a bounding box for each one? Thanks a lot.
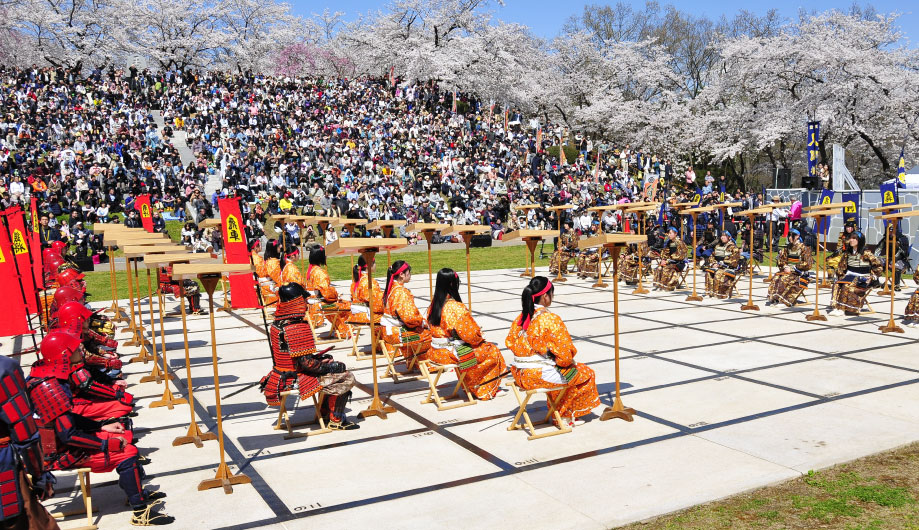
[405,223,448,299]
[877,209,919,333]
[197,273,251,493]
[601,246,635,421]
[172,285,217,448]
[442,225,490,310]
[683,208,711,302]
[740,209,771,311]
[127,258,155,362]
[546,205,575,283]
[105,245,129,323]
[140,269,171,384]
[801,209,841,321]
[367,220,407,269]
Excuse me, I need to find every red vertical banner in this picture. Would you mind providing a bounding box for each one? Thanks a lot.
[135,194,153,232]
[218,198,259,309]
[29,197,42,285]
[3,207,39,314]
[0,219,30,337]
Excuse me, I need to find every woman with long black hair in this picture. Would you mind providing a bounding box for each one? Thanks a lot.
[257,239,286,306]
[306,246,351,338]
[348,254,383,325]
[830,230,883,316]
[505,276,600,426]
[380,260,431,368]
[425,268,506,400]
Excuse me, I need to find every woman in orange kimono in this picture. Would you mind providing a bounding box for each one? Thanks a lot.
[306,247,351,338]
[380,260,432,368]
[348,254,383,325]
[257,240,284,306]
[280,244,303,287]
[425,269,506,400]
[505,276,600,426]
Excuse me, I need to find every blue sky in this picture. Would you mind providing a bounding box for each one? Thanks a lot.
[288,1,916,43]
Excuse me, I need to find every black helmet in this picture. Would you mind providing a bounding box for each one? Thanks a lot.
[844,219,857,229]
[276,283,307,319]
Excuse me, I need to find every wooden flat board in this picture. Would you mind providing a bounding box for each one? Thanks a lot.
[625,205,660,213]
[579,233,646,250]
[104,235,172,246]
[802,209,843,218]
[878,209,919,220]
[765,201,794,207]
[740,208,774,216]
[440,224,490,236]
[712,202,744,208]
[869,204,911,213]
[172,263,253,279]
[366,220,407,230]
[325,237,408,255]
[330,217,368,228]
[504,229,557,241]
[804,201,855,211]
[623,201,659,207]
[588,204,628,212]
[545,204,575,211]
[122,245,188,257]
[143,253,214,266]
[92,224,145,233]
[199,219,222,228]
[405,223,449,232]
[684,206,717,214]
[512,204,541,211]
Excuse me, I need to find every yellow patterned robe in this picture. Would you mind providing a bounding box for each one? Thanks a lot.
[704,241,740,299]
[505,308,600,419]
[348,272,383,325]
[257,257,282,306]
[653,239,687,291]
[767,241,813,306]
[381,282,432,364]
[306,265,351,338]
[833,250,883,312]
[425,299,506,400]
[905,276,919,324]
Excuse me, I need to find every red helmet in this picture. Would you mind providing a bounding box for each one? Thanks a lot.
[56,268,85,292]
[54,286,85,307]
[54,302,93,334]
[43,251,63,273]
[51,241,67,254]
[31,330,82,380]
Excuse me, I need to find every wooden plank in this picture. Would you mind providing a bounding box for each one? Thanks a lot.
[440,224,490,236]
[325,237,408,255]
[405,223,449,232]
[143,253,213,266]
[366,220,407,230]
[578,233,645,250]
[122,245,188,257]
[172,263,253,279]
[878,209,919,220]
[503,229,557,241]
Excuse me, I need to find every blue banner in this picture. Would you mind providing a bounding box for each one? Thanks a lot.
[880,179,898,227]
[807,122,820,179]
[817,189,834,233]
[841,192,859,226]
[898,147,907,188]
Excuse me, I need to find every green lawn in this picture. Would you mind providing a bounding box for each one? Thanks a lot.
[83,243,550,301]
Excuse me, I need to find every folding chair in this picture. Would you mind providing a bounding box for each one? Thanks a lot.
[46,467,97,530]
[306,300,343,346]
[378,340,423,384]
[418,360,477,411]
[347,322,384,360]
[506,381,572,440]
[274,390,332,440]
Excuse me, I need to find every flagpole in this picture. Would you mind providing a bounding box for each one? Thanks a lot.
[0,215,37,350]
[17,210,45,339]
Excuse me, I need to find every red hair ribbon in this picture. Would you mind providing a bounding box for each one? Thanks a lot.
[393,262,410,277]
[532,280,553,300]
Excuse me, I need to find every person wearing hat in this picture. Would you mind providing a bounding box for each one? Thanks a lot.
[618,240,650,286]
[904,274,919,328]
[653,225,688,291]
[549,222,579,276]
[829,230,883,316]
[704,230,741,299]
[827,219,858,274]
[766,228,814,307]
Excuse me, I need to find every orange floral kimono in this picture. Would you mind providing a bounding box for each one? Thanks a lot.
[426,299,506,400]
[281,261,303,287]
[306,264,352,338]
[257,257,282,306]
[505,307,600,419]
[347,271,383,325]
[381,282,432,364]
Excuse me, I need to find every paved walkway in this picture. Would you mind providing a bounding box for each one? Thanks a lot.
[13,265,919,529]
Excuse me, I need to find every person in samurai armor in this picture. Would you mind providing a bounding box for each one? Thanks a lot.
[703,231,741,299]
[618,242,649,286]
[904,275,919,328]
[826,219,857,274]
[37,331,133,424]
[260,284,359,430]
[0,355,57,530]
[26,333,173,526]
[52,301,124,381]
[157,264,204,315]
[55,268,86,297]
[549,223,579,276]
[696,218,718,261]
[766,229,814,307]
[653,226,688,291]
[829,231,883,316]
[576,248,600,279]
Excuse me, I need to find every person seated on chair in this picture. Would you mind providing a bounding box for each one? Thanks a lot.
[257,239,285,306]
[380,260,432,370]
[505,276,600,427]
[904,275,919,328]
[259,283,358,430]
[422,269,506,400]
[697,218,718,260]
[766,229,814,307]
[653,226,687,291]
[549,223,578,276]
[53,301,124,381]
[576,247,600,279]
[280,242,304,287]
[306,246,352,339]
[158,263,205,315]
[703,231,741,299]
[826,219,857,274]
[618,242,647,286]
[829,231,882,316]
[347,254,383,325]
[27,332,174,526]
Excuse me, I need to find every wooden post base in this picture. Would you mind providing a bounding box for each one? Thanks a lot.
[359,395,396,419]
[123,328,144,347]
[761,276,773,283]
[198,463,251,494]
[173,423,217,448]
[150,386,188,409]
[592,280,608,289]
[878,288,892,297]
[139,362,172,384]
[554,276,567,282]
[632,285,649,295]
[879,319,905,334]
[740,303,760,311]
[805,311,827,321]
[129,343,154,364]
[599,398,635,422]
[686,293,703,302]
[819,280,833,289]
